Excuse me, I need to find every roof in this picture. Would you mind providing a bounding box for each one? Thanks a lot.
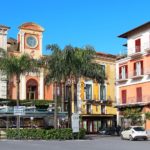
[96,52,117,59]
[7,37,19,51]
[18,22,44,32]
[0,24,10,29]
[118,21,150,38]
[7,37,17,44]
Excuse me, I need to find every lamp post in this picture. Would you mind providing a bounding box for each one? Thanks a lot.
[66,77,76,128]
[30,117,34,128]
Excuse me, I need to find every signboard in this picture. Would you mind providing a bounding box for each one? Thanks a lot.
[71,113,79,133]
[14,106,26,116]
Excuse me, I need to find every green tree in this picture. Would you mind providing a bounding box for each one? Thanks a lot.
[123,108,143,126]
[145,112,150,120]
[0,48,39,128]
[45,44,105,128]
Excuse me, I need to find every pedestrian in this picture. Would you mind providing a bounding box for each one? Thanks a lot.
[116,125,121,136]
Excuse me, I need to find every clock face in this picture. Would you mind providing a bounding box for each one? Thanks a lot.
[26,35,38,48]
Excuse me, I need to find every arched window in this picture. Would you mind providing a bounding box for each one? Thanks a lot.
[26,79,38,100]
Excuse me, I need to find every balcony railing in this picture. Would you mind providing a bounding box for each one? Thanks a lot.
[116,95,150,106]
[130,70,144,79]
[116,73,128,82]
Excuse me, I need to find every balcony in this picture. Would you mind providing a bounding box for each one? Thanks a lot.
[128,46,143,59]
[129,52,143,59]
[143,42,150,54]
[145,70,150,75]
[116,73,128,83]
[116,95,150,107]
[130,71,144,79]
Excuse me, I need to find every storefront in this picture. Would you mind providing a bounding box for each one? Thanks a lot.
[80,114,116,134]
[0,106,68,129]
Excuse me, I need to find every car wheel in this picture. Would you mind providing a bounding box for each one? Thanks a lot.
[121,134,124,140]
[129,135,133,141]
[143,137,148,141]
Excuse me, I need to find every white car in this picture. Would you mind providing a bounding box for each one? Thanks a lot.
[121,126,148,141]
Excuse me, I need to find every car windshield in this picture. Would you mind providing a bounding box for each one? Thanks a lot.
[133,127,145,131]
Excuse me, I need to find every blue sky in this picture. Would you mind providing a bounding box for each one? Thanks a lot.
[0,0,150,55]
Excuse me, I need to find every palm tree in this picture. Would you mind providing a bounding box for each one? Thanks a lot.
[0,49,39,128]
[45,44,105,128]
[44,44,64,129]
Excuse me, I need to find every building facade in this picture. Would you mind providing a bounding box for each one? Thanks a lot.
[0,22,117,131]
[77,52,117,133]
[0,25,10,99]
[116,22,150,130]
[0,22,53,101]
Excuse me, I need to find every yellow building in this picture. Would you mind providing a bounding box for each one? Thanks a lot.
[77,52,117,133]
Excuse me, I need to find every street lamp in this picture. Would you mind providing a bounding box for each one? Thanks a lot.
[30,116,34,128]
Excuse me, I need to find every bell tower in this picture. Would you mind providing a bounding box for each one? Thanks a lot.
[18,22,44,100]
[18,22,44,59]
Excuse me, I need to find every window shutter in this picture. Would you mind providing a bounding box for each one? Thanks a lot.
[119,67,122,79]
[141,61,143,75]
[135,39,141,52]
[134,63,136,76]
[125,65,128,78]
[136,87,142,102]
[122,90,126,104]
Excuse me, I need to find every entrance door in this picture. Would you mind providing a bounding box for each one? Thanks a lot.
[26,79,38,100]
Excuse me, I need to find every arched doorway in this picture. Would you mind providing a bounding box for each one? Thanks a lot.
[26,79,38,100]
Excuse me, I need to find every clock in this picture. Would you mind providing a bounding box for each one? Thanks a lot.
[26,35,38,48]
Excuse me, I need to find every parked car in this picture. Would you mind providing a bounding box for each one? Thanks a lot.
[98,127,117,135]
[120,126,148,141]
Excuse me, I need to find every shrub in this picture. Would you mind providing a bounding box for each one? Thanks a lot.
[6,128,86,140]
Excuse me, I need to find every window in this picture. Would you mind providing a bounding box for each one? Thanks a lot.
[136,87,142,102]
[101,65,105,76]
[101,105,105,114]
[87,104,92,114]
[122,90,127,104]
[26,79,38,100]
[134,61,143,76]
[86,84,92,100]
[100,85,106,100]
[27,86,36,99]
[119,65,128,79]
[135,39,141,52]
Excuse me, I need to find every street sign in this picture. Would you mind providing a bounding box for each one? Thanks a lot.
[71,113,79,133]
[14,106,26,116]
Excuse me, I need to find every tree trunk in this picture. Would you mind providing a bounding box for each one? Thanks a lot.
[61,82,65,112]
[54,82,58,129]
[16,75,20,134]
[16,75,20,106]
[68,85,72,128]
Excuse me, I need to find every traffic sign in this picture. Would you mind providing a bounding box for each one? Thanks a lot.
[14,106,26,116]
[71,113,79,133]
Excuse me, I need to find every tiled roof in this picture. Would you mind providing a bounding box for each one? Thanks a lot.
[0,24,10,29]
[96,52,117,59]
[118,21,150,38]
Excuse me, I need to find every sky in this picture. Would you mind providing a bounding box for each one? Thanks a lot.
[0,0,150,55]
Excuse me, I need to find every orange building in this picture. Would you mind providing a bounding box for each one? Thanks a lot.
[116,22,150,130]
[1,22,53,101]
